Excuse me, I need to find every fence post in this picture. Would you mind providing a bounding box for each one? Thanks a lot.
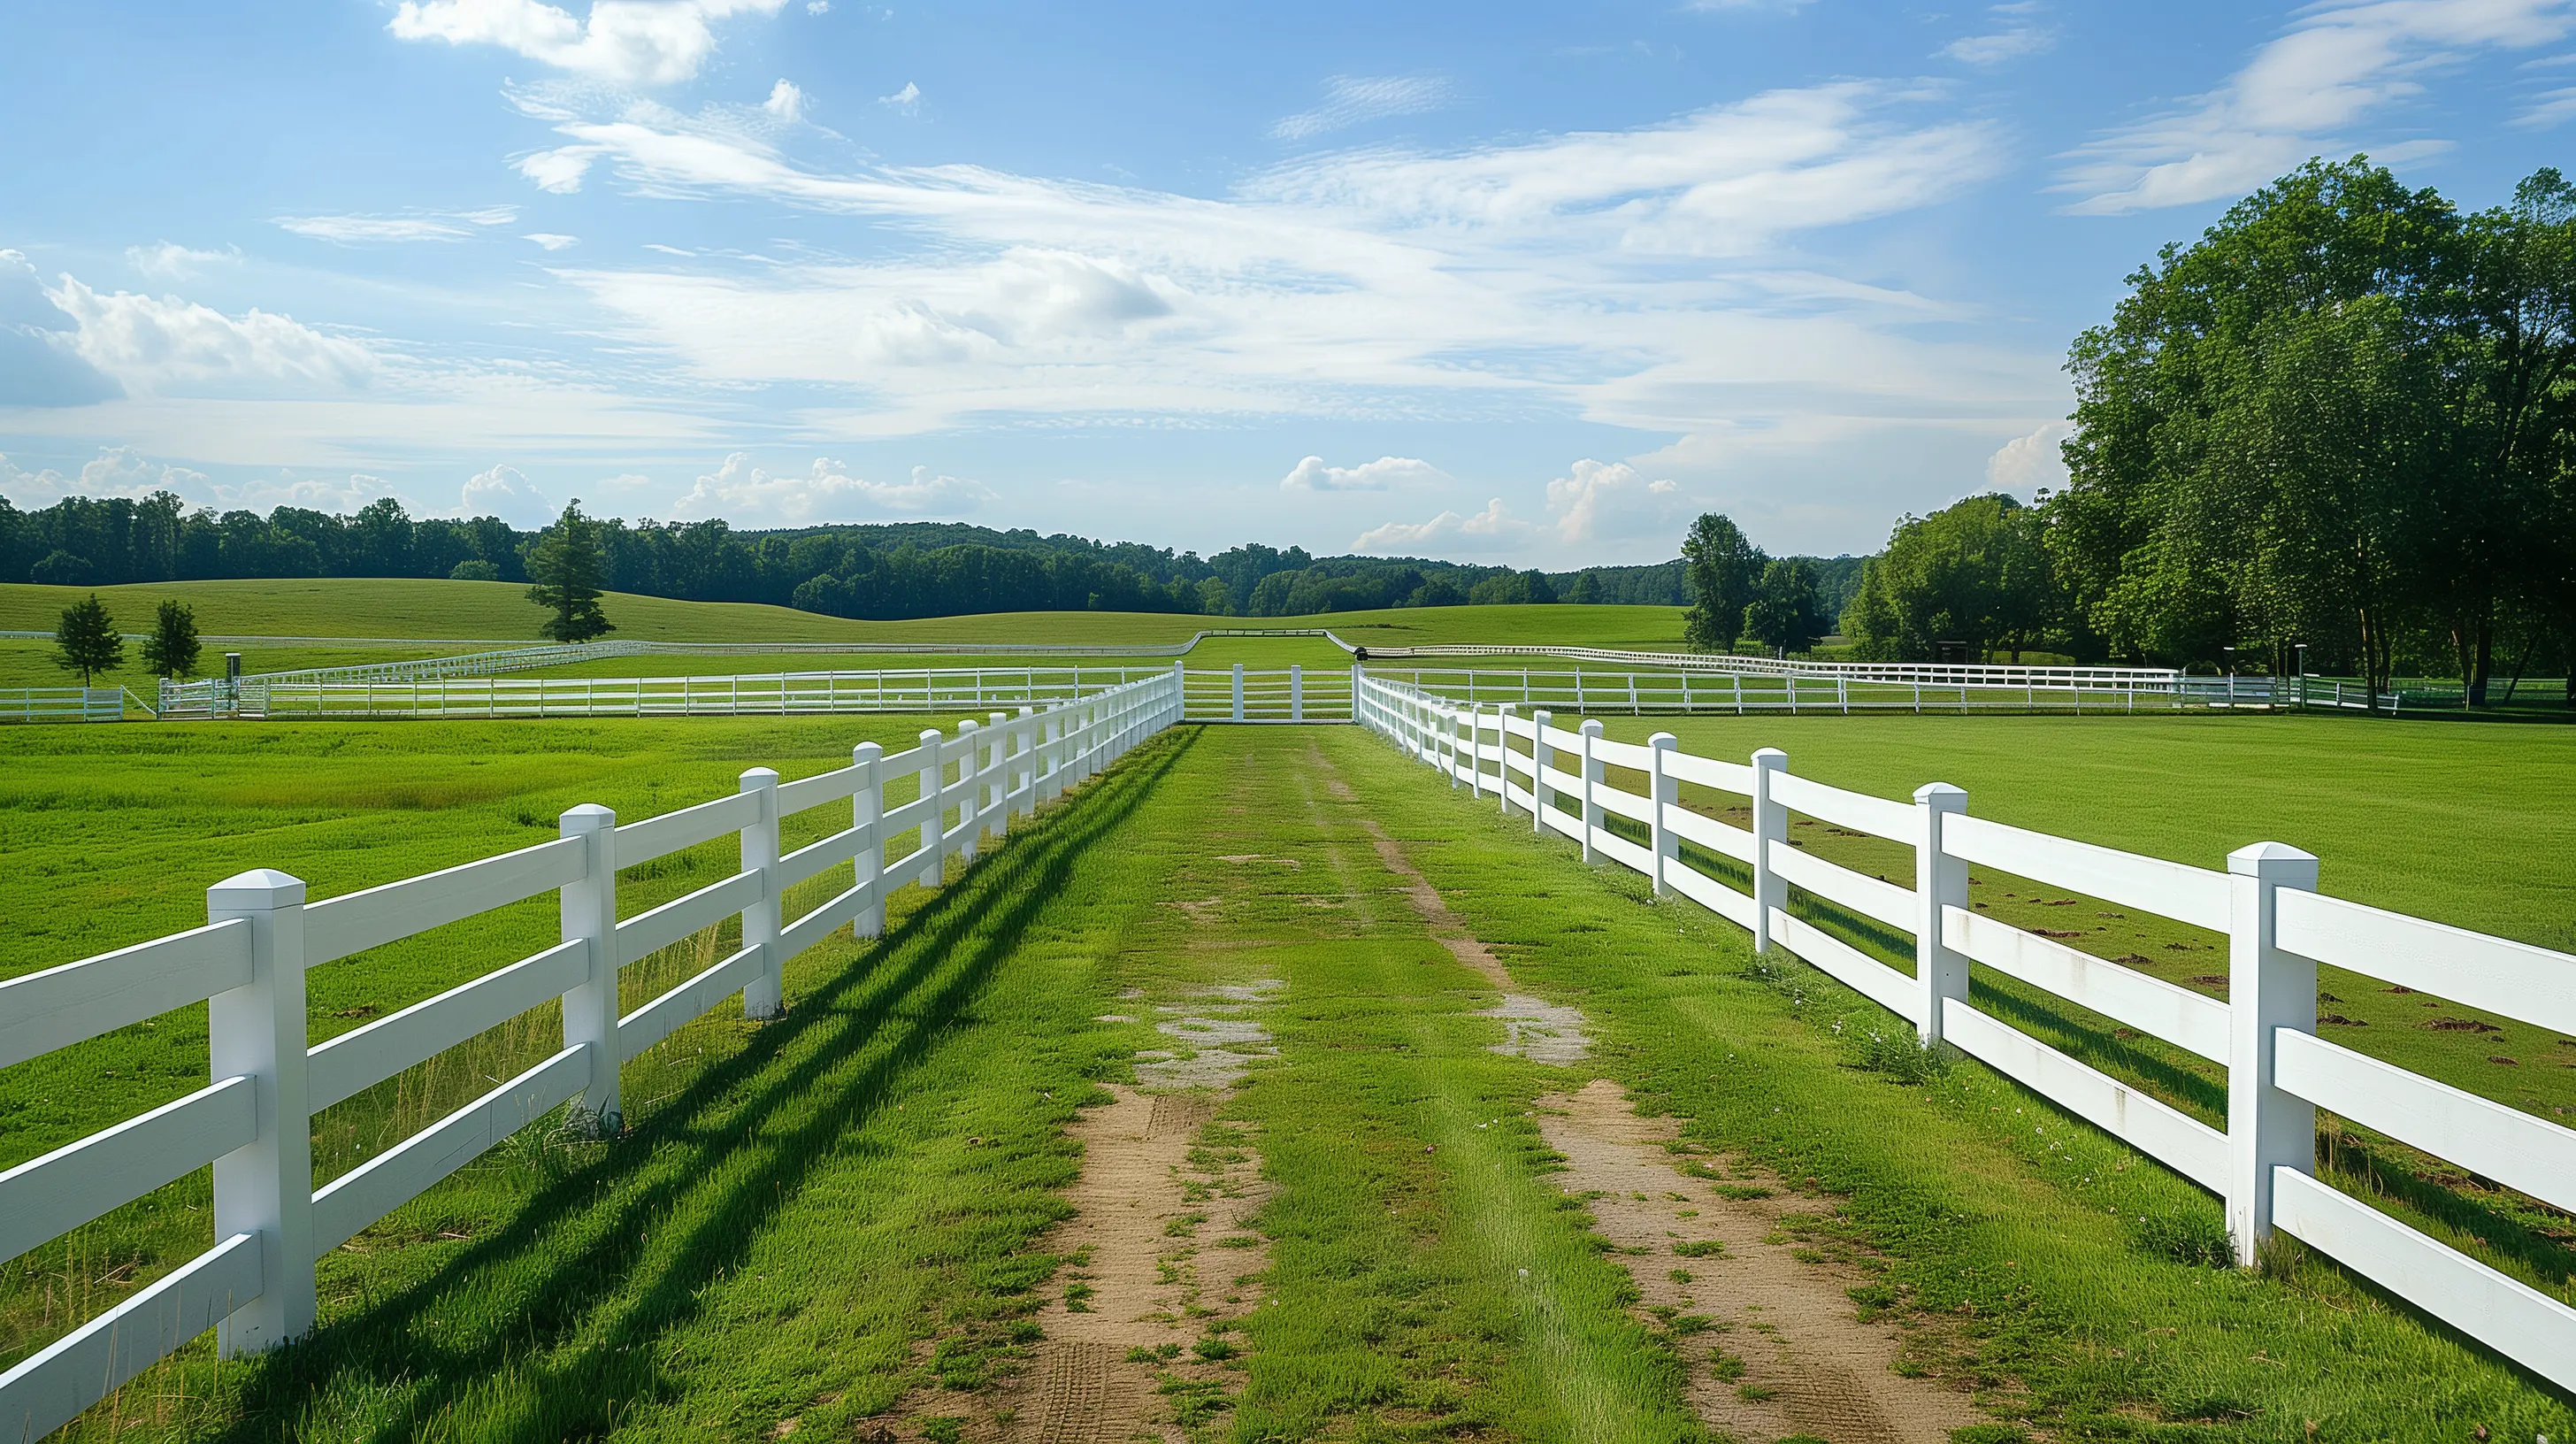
[205,868,315,1357]
[917,728,945,887]
[739,768,783,1018]
[1530,709,1553,834]
[1579,719,1605,864]
[1230,663,1245,721]
[556,803,621,1126]
[1015,705,1036,817]
[1912,783,1967,1045]
[1041,710,1062,803]
[1452,707,1468,790]
[1648,732,1677,896]
[1750,749,1786,954]
[1290,663,1304,723]
[2227,841,2319,1267]
[853,741,885,938]
[986,710,1010,838]
[955,719,983,862]
[1497,704,1516,814]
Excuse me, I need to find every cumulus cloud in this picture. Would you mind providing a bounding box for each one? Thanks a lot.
[387,0,790,86]
[0,447,210,507]
[1278,454,1448,491]
[126,242,241,281]
[525,232,581,250]
[38,274,376,393]
[1271,74,1454,142]
[763,78,804,121]
[2054,0,2572,215]
[274,207,518,243]
[462,463,558,526]
[673,453,995,524]
[1352,497,1525,553]
[878,81,920,113]
[1984,419,2072,495]
[1543,458,1683,544]
[218,472,402,514]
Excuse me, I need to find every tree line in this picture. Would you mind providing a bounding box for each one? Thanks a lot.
[1677,157,2575,705]
[0,493,1695,622]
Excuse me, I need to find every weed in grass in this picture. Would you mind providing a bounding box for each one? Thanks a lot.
[1708,1349,1746,1381]
[1671,1239,1726,1258]
[2128,1207,2235,1268]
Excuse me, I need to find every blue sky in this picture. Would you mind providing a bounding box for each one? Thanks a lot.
[4,0,2574,564]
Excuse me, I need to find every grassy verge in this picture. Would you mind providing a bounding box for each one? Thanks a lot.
[1337,723,2576,1440]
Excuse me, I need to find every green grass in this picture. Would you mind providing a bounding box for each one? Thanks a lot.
[1353,729,2576,1440]
[0,580,1682,652]
[6,710,2572,1440]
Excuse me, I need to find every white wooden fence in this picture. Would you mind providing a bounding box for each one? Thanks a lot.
[0,687,144,723]
[1356,673,2576,1392]
[172,666,1179,720]
[0,672,1184,1441]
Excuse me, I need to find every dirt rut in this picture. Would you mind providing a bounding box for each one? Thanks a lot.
[987,1084,1269,1443]
[1540,1079,1981,1444]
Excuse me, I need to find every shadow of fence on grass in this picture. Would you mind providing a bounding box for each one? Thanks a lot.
[200,728,1198,1443]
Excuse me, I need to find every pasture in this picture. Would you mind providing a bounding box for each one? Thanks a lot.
[4,618,2574,1441]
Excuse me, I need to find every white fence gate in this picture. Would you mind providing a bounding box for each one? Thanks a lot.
[0,673,1184,1440]
[1356,673,2576,1393]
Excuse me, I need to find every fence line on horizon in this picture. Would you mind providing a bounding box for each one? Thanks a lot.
[0,672,1185,1441]
[1354,672,2576,1394]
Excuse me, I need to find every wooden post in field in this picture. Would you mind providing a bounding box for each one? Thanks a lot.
[1913,782,1967,1045]
[957,719,983,861]
[986,710,1009,840]
[206,868,314,1357]
[916,728,944,887]
[854,741,885,938]
[1750,749,1785,954]
[1497,704,1515,814]
[740,768,782,1018]
[1040,710,1062,804]
[556,803,620,1125]
[1230,663,1245,721]
[1648,732,1677,895]
[1530,709,1553,834]
[1579,719,1604,864]
[2227,841,2319,1266]
[1291,664,1304,723]
[1016,706,1036,818]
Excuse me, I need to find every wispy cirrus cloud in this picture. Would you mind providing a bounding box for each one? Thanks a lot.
[274,207,519,243]
[2054,0,2575,215]
[1270,74,1454,142]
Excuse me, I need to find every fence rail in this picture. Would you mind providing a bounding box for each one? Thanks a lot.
[1354,674,2576,1394]
[0,672,1184,1441]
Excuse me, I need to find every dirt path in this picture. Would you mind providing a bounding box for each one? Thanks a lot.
[1537,1079,1982,1444]
[1329,753,1979,1443]
[987,1083,1270,1444]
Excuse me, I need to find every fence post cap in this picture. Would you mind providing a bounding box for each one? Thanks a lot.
[1532,709,1552,723]
[1913,781,1966,808]
[1752,747,1786,767]
[1580,718,1605,735]
[855,740,882,759]
[2227,841,2318,880]
[559,803,615,833]
[989,710,1008,724]
[208,868,305,908]
[919,726,941,741]
[1648,731,1677,748]
[739,766,779,789]
[957,718,978,732]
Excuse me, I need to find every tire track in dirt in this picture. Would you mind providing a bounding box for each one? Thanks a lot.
[1318,747,1981,1443]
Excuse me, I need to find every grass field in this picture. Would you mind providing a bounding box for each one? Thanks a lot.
[4,717,2572,1440]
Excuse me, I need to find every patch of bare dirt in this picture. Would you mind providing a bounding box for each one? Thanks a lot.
[1538,1079,1982,1444]
[1353,818,1591,1064]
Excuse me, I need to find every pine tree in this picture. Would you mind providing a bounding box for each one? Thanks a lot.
[53,595,123,685]
[525,500,616,643]
[142,599,202,679]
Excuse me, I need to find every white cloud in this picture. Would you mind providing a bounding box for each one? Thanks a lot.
[1940,19,2053,66]
[2516,83,2576,125]
[387,0,790,86]
[878,81,920,113]
[1353,498,1524,553]
[38,274,377,393]
[806,0,827,12]
[274,207,518,243]
[125,242,240,281]
[0,447,210,507]
[1543,458,1684,545]
[1278,454,1448,491]
[1271,74,1454,142]
[218,472,401,514]
[1984,419,2072,495]
[2055,0,2573,215]
[763,78,804,121]
[525,232,582,250]
[672,453,996,524]
[461,463,558,526]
